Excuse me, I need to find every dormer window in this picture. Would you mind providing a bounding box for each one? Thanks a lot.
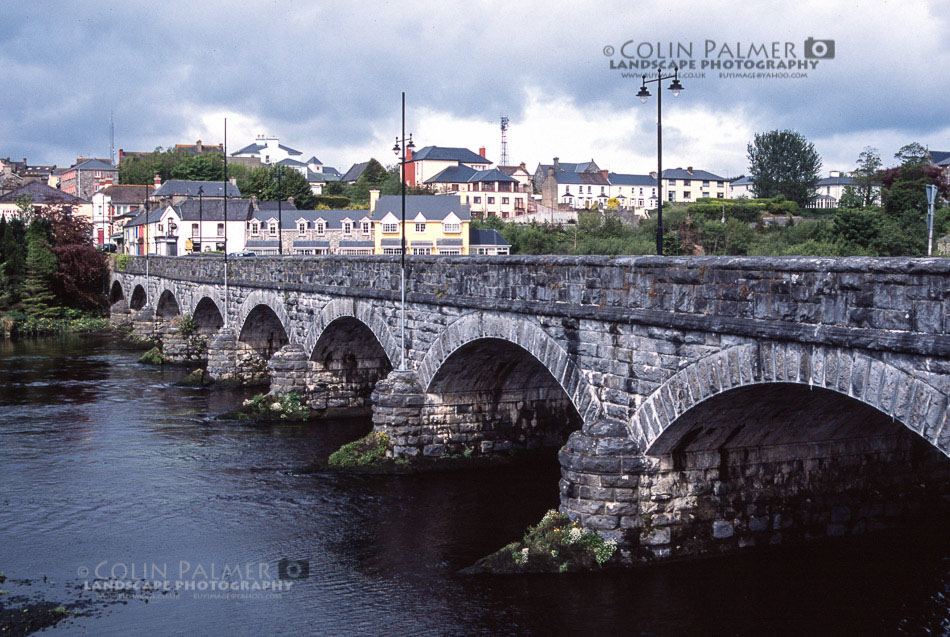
[342,221,353,236]
[315,221,325,235]
[298,222,306,235]
[360,221,370,235]
[251,222,260,234]
[383,222,398,234]
[269,222,278,236]
[415,222,425,233]
[443,222,461,234]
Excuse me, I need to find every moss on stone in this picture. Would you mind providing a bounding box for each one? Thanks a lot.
[138,346,164,365]
[177,368,212,387]
[235,391,311,421]
[463,509,618,574]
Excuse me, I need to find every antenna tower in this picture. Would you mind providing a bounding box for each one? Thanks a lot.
[500,116,509,166]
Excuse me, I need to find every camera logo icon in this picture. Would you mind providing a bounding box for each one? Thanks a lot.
[277,558,310,580]
[804,37,835,59]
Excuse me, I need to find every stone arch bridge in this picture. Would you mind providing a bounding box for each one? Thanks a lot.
[110,255,950,563]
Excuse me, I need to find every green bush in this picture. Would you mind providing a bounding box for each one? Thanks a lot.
[328,431,389,468]
[113,254,131,272]
[313,195,350,209]
[237,391,310,421]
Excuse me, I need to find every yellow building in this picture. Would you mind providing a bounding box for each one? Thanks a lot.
[663,167,730,203]
[370,192,471,255]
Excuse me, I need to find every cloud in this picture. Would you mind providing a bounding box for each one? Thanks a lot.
[1,0,948,178]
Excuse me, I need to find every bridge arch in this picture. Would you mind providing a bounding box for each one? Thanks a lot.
[302,298,399,367]
[237,291,290,360]
[193,297,224,334]
[109,280,124,304]
[419,312,603,427]
[129,284,147,311]
[155,288,182,319]
[631,343,949,458]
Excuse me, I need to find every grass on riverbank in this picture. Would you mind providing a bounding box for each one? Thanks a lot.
[0,310,109,339]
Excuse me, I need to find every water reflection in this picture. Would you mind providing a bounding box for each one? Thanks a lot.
[0,335,946,634]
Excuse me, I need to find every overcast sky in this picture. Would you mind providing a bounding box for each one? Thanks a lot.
[2,0,948,178]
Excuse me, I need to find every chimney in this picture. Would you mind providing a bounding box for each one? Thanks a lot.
[119,149,125,162]
[196,140,203,153]
[153,173,161,187]
[479,146,486,158]
[370,189,380,213]
[287,196,294,207]
[229,177,237,186]
[250,194,259,211]
[601,170,609,180]
[553,157,560,172]
[405,147,413,162]
[687,166,693,174]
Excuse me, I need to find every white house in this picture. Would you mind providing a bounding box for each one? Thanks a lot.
[729,176,754,199]
[123,198,253,255]
[608,173,658,217]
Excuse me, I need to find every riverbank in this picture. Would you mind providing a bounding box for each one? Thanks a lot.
[0,311,110,339]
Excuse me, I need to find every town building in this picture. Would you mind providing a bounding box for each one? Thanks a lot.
[371,193,471,255]
[729,176,754,198]
[662,167,729,202]
[59,158,118,200]
[608,173,658,217]
[90,184,151,247]
[927,150,950,190]
[117,140,223,164]
[540,167,611,210]
[404,146,491,188]
[0,181,91,222]
[424,166,529,218]
[532,158,601,192]
[468,228,511,255]
[231,135,304,165]
[496,163,533,191]
[123,197,253,256]
[246,206,374,255]
[341,161,371,183]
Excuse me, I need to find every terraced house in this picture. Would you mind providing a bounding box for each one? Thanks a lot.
[662,167,730,202]
[246,205,374,255]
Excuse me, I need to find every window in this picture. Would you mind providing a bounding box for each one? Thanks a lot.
[501,197,509,204]
[343,221,353,235]
[701,192,708,198]
[702,180,710,187]
[443,222,461,234]
[217,223,224,236]
[565,186,570,193]
[439,248,461,255]
[670,179,677,186]
[414,222,426,233]
[600,186,605,194]
[251,222,260,234]
[473,196,481,204]
[668,192,675,202]
[382,247,403,255]
[717,181,724,187]
[269,223,277,236]
[683,191,691,199]
[382,222,398,233]
[451,184,459,191]
[487,197,494,204]
[412,247,431,255]
[361,221,370,234]
[192,223,199,236]
[684,179,691,185]
[316,221,325,235]
[717,192,724,199]
[587,186,592,193]
[639,188,643,195]
[298,222,306,235]
[157,223,163,233]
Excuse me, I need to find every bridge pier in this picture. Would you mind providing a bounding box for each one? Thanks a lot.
[159,316,209,365]
[108,298,132,329]
[371,370,426,457]
[206,329,270,385]
[131,306,157,341]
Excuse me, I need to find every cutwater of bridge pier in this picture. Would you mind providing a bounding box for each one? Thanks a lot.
[109,255,950,563]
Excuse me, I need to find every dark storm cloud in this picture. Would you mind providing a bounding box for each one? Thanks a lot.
[1,1,948,167]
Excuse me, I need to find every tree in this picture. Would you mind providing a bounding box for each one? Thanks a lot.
[0,218,26,309]
[41,205,108,310]
[852,147,882,207]
[233,165,316,209]
[746,129,822,209]
[837,185,863,209]
[894,142,929,167]
[20,218,59,318]
[832,206,882,250]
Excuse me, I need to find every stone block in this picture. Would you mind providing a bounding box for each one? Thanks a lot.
[712,520,734,539]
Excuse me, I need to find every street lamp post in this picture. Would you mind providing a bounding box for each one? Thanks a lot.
[276,166,283,256]
[392,92,415,371]
[144,184,150,304]
[637,65,684,255]
[197,185,203,254]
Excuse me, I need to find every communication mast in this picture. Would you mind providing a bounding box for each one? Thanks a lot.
[499,116,509,166]
[109,111,115,165]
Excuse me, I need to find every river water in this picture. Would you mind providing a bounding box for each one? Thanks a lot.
[0,335,947,635]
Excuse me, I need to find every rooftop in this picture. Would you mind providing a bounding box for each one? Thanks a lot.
[410,146,490,165]
[374,194,471,222]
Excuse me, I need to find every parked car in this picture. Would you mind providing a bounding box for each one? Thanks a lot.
[230,251,257,257]
[98,243,118,253]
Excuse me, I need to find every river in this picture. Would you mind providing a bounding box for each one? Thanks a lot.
[0,335,947,634]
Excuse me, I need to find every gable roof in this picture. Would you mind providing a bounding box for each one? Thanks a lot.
[497,165,530,176]
[305,156,322,165]
[322,166,342,178]
[730,176,752,186]
[373,194,471,222]
[410,146,490,165]
[277,158,307,167]
[817,175,854,186]
[69,158,116,172]
[341,161,370,182]
[536,161,598,175]
[661,168,727,181]
[0,180,89,205]
[550,171,610,186]
[425,165,518,184]
[608,173,656,187]
[153,180,241,198]
[469,228,510,247]
[929,150,950,165]
[96,184,152,204]
[231,142,266,156]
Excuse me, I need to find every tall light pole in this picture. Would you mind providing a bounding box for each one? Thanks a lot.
[637,65,684,255]
[926,184,937,256]
[223,117,229,328]
[144,183,150,304]
[277,165,283,255]
[392,92,415,371]
[197,185,203,253]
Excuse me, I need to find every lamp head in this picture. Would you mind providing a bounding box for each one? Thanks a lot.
[636,84,651,104]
